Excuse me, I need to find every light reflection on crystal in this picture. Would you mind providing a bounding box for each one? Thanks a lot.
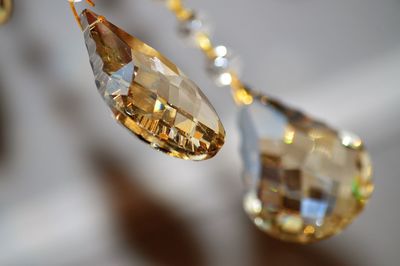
[303,225,316,235]
[218,73,233,86]
[239,94,374,243]
[340,130,363,149]
[301,198,329,220]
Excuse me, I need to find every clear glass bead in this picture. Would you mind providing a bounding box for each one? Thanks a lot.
[177,13,211,46]
[206,45,241,87]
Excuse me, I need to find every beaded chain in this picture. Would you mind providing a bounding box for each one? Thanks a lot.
[162,0,254,105]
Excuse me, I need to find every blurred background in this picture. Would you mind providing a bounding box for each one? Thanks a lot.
[0,0,399,265]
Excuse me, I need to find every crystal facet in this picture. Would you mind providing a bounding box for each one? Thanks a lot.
[81,10,225,160]
[239,95,373,243]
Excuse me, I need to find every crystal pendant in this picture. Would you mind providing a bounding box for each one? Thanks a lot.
[239,94,373,243]
[0,0,12,25]
[80,10,225,160]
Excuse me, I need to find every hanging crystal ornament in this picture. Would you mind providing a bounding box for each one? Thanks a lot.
[240,93,373,243]
[0,0,13,25]
[161,0,374,243]
[70,1,225,160]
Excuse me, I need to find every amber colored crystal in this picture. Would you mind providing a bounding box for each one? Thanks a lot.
[0,0,12,25]
[80,9,225,160]
[239,95,373,243]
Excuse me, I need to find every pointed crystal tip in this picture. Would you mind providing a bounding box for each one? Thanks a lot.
[80,9,225,160]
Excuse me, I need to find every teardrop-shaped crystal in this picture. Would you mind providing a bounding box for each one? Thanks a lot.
[80,10,225,160]
[239,95,373,243]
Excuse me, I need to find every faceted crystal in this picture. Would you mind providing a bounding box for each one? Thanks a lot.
[239,95,373,243]
[80,10,225,160]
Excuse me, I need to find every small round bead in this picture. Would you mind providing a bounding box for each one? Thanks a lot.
[177,13,211,46]
[206,45,241,87]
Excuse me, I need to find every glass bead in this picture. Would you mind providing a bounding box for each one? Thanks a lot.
[206,45,241,87]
